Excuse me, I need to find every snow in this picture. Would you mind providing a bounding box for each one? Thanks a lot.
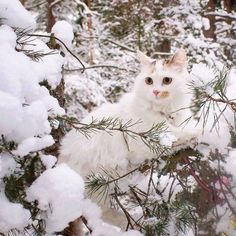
[0,0,36,29]
[64,73,106,119]
[185,35,209,49]
[223,150,236,178]
[0,2,67,233]
[27,164,85,233]
[40,154,57,169]
[0,193,31,233]
[159,132,177,147]
[0,24,64,147]
[202,17,210,30]
[23,39,65,89]
[27,164,143,235]
[191,63,219,85]
[14,135,55,157]
[190,63,233,154]
[0,91,23,136]
[0,153,16,178]
[51,20,74,50]
[0,25,17,47]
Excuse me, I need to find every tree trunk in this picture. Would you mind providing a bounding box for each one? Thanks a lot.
[86,0,94,64]
[202,0,217,40]
[47,0,56,33]
[223,0,233,12]
[20,0,26,5]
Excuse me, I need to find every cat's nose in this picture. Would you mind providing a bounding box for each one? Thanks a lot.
[153,90,160,96]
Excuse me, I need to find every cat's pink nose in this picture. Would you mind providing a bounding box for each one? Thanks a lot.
[153,90,160,96]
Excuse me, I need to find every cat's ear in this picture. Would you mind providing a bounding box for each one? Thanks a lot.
[166,49,187,71]
[137,50,155,68]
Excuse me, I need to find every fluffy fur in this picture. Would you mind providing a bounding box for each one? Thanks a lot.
[59,49,193,177]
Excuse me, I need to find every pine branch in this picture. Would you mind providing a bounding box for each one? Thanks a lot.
[56,116,170,156]
[86,166,142,201]
[189,65,234,130]
[25,33,86,71]
[14,28,58,61]
[206,95,236,112]
[0,135,16,155]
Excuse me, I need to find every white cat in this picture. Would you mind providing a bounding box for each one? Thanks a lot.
[58,49,195,230]
[59,49,193,178]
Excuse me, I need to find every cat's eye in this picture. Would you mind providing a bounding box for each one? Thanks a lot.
[145,77,153,85]
[162,77,172,85]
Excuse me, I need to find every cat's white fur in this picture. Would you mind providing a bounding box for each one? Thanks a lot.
[59,49,195,230]
[59,49,193,177]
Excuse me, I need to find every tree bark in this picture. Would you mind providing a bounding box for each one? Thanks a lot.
[87,0,94,64]
[47,0,56,33]
[202,0,217,40]
[20,0,26,5]
[223,0,233,12]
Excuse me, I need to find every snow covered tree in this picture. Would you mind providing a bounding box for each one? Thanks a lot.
[0,1,140,235]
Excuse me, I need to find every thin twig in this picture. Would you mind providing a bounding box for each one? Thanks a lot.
[63,64,133,72]
[203,12,236,21]
[81,216,93,234]
[103,38,136,52]
[26,0,47,10]
[206,95,236,112]
[27,33,86,72]
[49,0,63,8]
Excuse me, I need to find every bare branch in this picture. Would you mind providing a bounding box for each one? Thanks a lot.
[203,12,236,21]
[63,64,134,73]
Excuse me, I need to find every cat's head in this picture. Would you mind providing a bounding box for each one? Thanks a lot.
[134,49,189,107]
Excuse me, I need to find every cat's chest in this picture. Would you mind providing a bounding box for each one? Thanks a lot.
[123,107,177,132]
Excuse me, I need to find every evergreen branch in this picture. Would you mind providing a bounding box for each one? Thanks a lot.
[17,48,59,62]
[217,171,236,215]
[183,156,213,194]
[113,187,144,230]
[170,201,197,234]
[206,95,236,112]
[189,65,234,130]
[14,28,58,61]
[0,135,16,155]
[86,166,142,200]
[26,33,86,72]
[56,116,170,156]
[15,28,36,46]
